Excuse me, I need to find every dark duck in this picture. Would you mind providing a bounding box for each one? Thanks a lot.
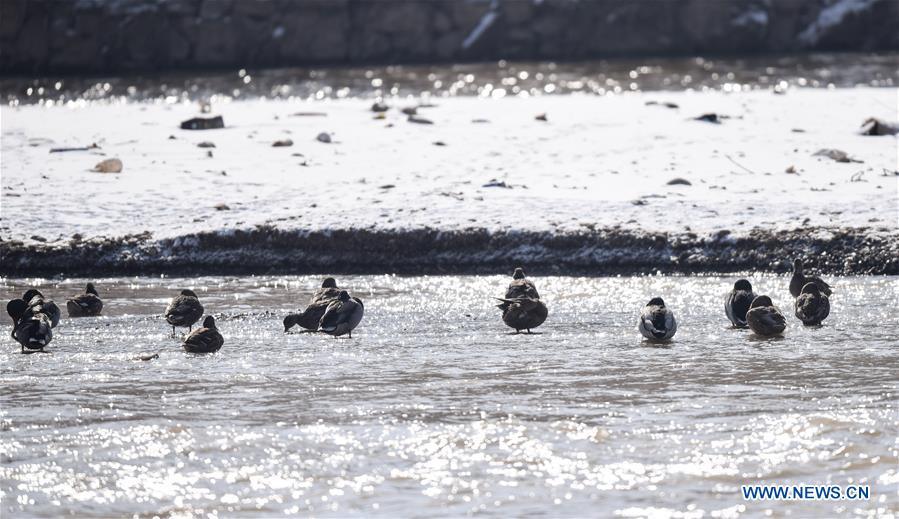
[318,291,364,338]
[638,297,677,341]
[284,277,341,332]
[183,316,224,353]
[746,295,787,337]
[164,289,204,335]
[7,298,53,353]
[794,282,830,326]
[496,267,548,333]
[790,259,832,298]
[66,282,103,317]
[724,279,756,328]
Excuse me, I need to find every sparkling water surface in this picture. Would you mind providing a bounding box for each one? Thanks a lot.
[1,275,897,518]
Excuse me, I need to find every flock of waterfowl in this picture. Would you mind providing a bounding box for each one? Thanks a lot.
[6,260,832,354]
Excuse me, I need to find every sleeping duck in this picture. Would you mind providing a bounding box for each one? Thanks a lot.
[7,298,53,353]
[746,295,787,337]
[182,315,224,353]
[66,282,103,317]
[638,297,677,341]
[164,289,204,335]
[284,277,341,332]
[496,267,548,333]
[794,282,830,326]
[318,290,364,338]
[789,259,832,298]
[725,279,756,328]
[22,289,61,328]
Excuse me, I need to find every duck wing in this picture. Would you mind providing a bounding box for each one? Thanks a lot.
[311,287,341,304]
[725,290,754,327]
[807,276,833,296]
[506,279,540,300]
[165,296,204,326]
[795,293,830,324]
[319,300,350,331]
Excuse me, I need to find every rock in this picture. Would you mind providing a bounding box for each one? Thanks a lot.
[371,101,389,112]
[272,139,294,147]
[667,178,691,186]
[197,141,216,148]
[482,179,510,188]
[785,165,797,174]
[433,141,447,146]
[813,148,862,163]
[694,113,723,124]
[860,117,899,136]
[408,115,434,125]
[401,106,418,115]
[535,113,548,121]
[379,184,395,189]
[181,116,224,130]
[93,158,123,173]
[214,203,230,211]
[316,132,332,143]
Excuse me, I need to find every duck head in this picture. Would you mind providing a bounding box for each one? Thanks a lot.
[512,267,526,279]
[647,297,665,307]
[750,295,774,308]
[800,282,821,296]
[7,299,27,322]
[86,283,99,296]
[793,259,804,274]
[22,289,43,303]
[202,315,216,329]
[337,290,350,302]
[181,289,199,298]
[734,279,753,292]
[321,277,337,288]
[283,313,298,332]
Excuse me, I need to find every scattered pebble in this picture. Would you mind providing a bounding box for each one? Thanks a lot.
[535,113,548,122]
[197,141,216,148]
[180,116,224,130]
[667,178,691,186]
[49,143,99,153]
[316,132,332,143]
[471,118,490,124]
[408,115,434,125]
[290,112,327,117]
[433,141,447,146]
[694,113,724,124]
[214,203,230,211]
[813,148,862,163]
[785,165,797,174]
[371,101,389,113]
[379,184,396,190]
[272,139,294,147]
[860,117,899,136]
[401,107,418,116]
[373,113,386,120]
[645,101,679,109]
[483,180,511,188]
[631,199,648,206]
[93,158,123,173]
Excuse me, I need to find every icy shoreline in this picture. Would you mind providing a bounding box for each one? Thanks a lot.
[2,225,896,276]
[2,86,896,275]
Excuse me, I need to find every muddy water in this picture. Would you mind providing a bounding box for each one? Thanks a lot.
[1,275,897,517]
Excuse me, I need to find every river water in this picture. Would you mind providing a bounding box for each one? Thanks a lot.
[1,275,896,517]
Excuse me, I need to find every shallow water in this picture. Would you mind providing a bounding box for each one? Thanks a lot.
[4,53,897,106]
[1,275,897,517]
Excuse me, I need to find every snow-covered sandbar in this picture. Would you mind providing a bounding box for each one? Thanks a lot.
[1,87,896,275]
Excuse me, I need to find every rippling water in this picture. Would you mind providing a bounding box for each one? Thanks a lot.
[4,53,897,106]
[1,275,897,517]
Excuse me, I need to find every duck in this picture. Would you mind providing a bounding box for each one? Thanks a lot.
[318,290,364,338]
[496,267,548,333]
[789,259,832,298]
[637,297,677,341]
[164,289,204,335]
[794,282,830,326]
[284,277,341,332]
[66,282,103,317]
[7,298,53,353]
[22,289,61,328]
[182,315,224,353]
[746,295,787,337]
[725,279,756,328]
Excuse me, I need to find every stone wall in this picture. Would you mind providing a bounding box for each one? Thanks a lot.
[1,0,897,74]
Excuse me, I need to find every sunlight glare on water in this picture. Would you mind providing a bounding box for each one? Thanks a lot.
[1,275,897,517]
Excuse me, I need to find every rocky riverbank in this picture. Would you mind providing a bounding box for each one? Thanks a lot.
[2,226,896,277]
